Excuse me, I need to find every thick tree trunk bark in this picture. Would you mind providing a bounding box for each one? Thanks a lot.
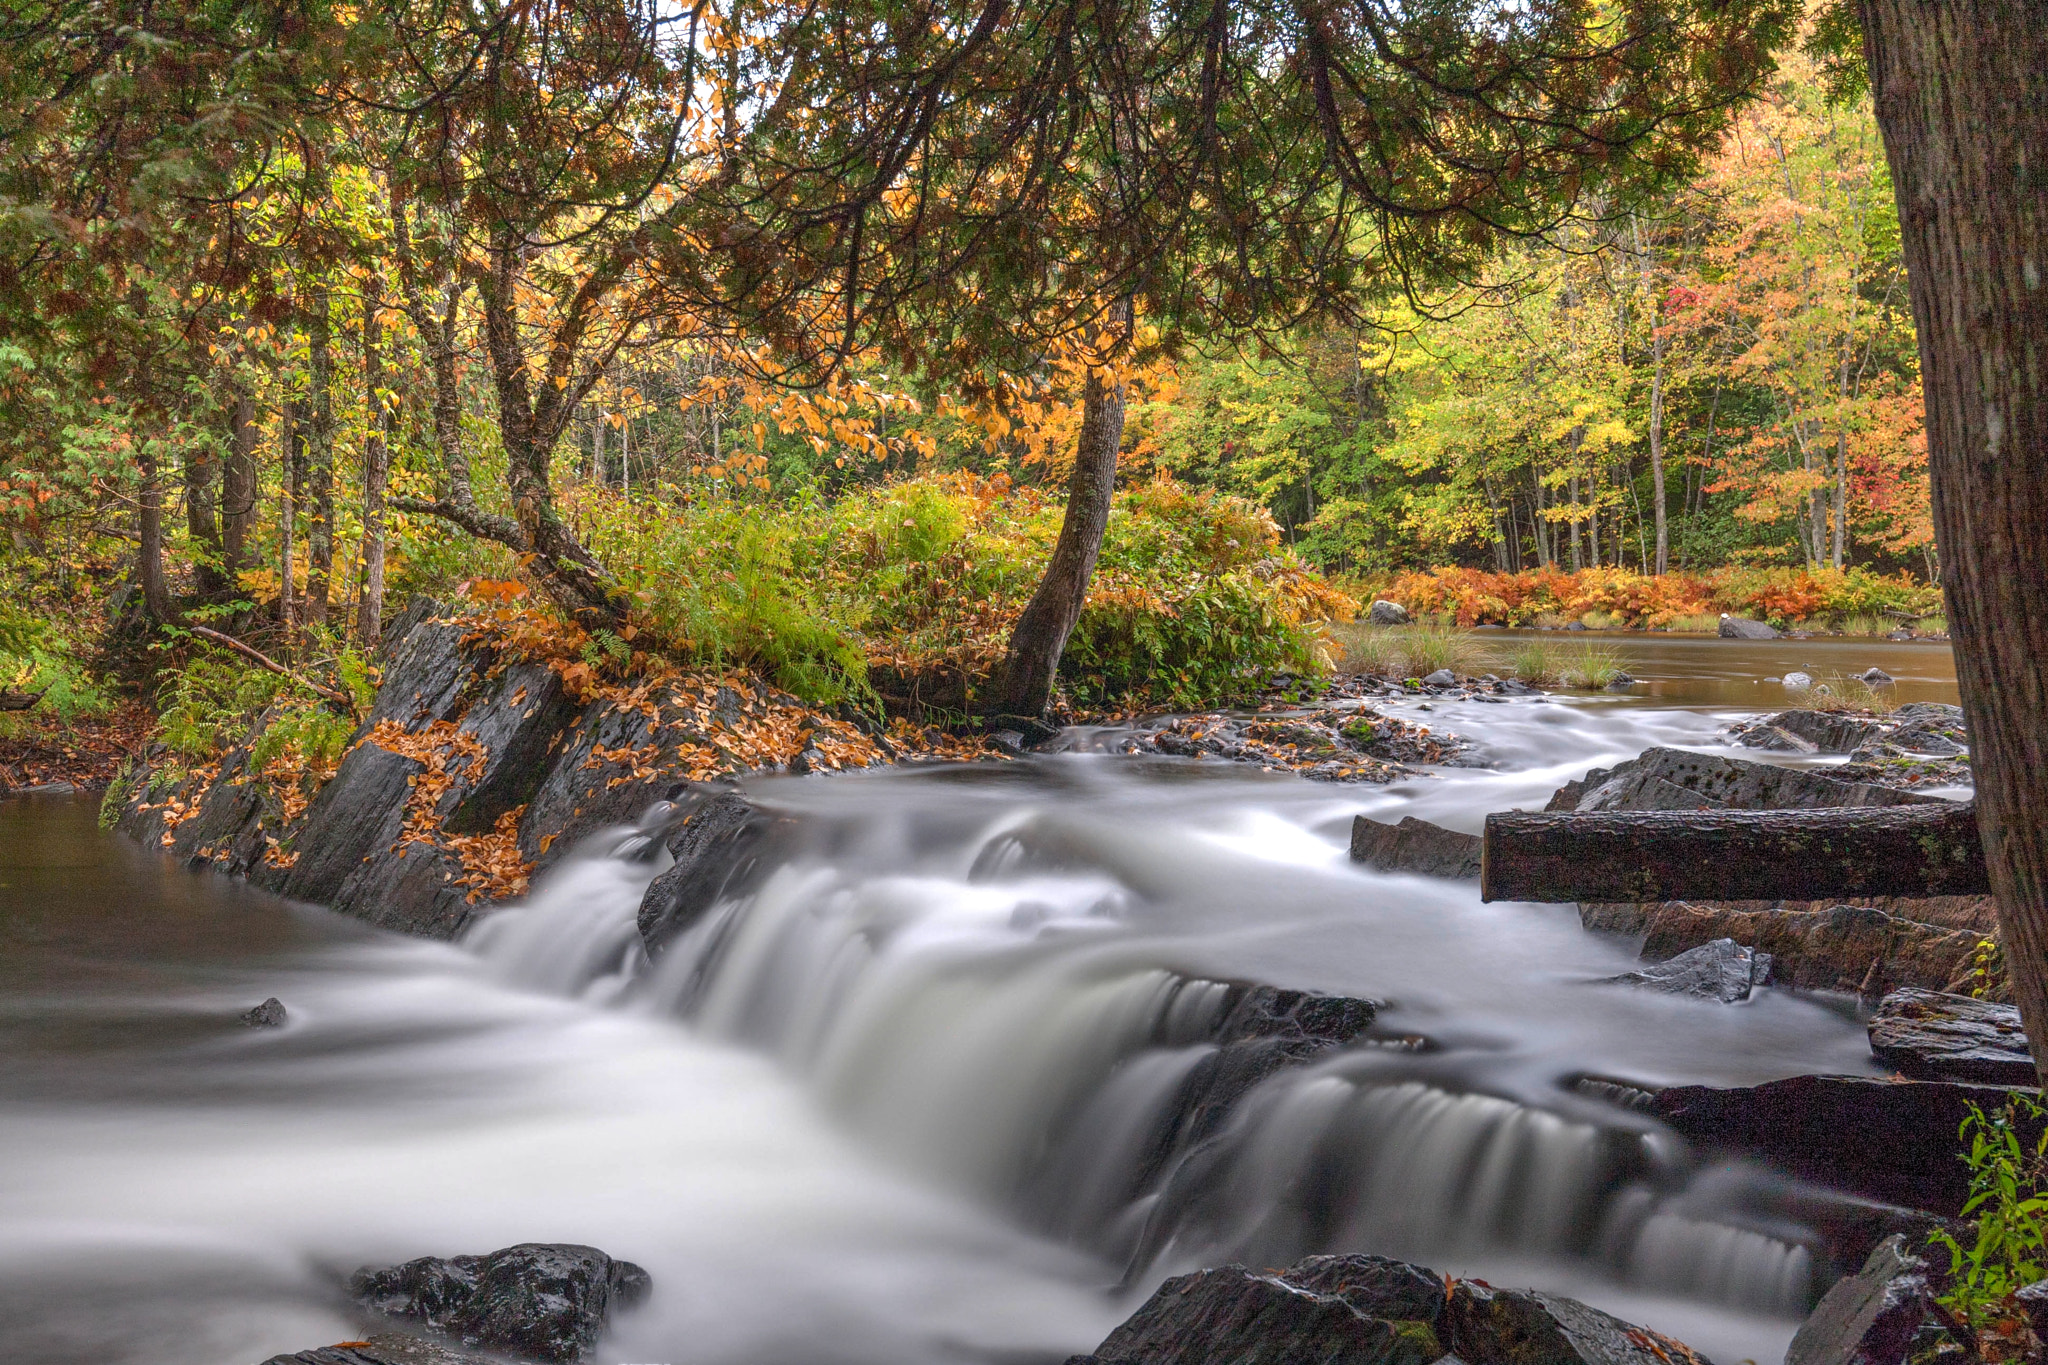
[1858,0,2048,1088]
[183,425,222,598]
[136,447,171,622]
[280,401,302,631]
[357,277,389,648]
[303,287,336,627]
[1480,802,1990,905]
[996,360,1127,718]
[222,384,257,585]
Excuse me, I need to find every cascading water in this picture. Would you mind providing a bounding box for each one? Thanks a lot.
[0,637,1959,1365]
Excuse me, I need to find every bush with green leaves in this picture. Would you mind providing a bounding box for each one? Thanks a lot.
[0,603,114,723]
[157,646,363,769]
[1932,1093,2048,1346]
[571,473,1351,712]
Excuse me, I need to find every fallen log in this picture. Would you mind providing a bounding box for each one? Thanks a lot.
[0,688,45,712]
[1480,801,1989,903]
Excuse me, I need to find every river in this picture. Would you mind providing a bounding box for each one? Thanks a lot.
[0,633,1959,1365]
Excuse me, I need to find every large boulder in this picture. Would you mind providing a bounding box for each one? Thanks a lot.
[1068,1262,1444,1365]
[637,792,794,954]
[1603,937,1772,1003]
[1065,1254,1708,1365]
[1350,815,1482,879]
[1719,614,1781,639]
[1545,748,1934,814]
[1443,1280,1708,1365]
[1867,987,2034,1084]
[1580,901,1986,999]
[351,1243,651,1365]
[1369,600,1411,626]
[1653,1074,2042,1215]
[1784,1235,1945,1365]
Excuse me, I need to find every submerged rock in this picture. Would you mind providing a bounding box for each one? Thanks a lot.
[1065,1253,1706,1365]
[351,1243,650,1365]
[1719,614,1781,639]
[637,792,792,954]
[1867,987,2034,1085]
[240,997,288,1027]
[1784,1235,1942,1365]
[1603,937,1772,1003]
[1350,815,1482,879]
[1653,1073,2042,1215]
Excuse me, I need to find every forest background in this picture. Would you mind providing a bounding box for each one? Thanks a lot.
[0,4,1939,768]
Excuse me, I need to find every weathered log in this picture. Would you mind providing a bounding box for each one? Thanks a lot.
[0,689,45,712]
[1480,801,1988,904]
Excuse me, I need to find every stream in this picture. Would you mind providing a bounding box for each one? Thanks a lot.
[0,633,1960,1365]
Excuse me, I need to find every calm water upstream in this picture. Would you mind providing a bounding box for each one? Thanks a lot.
[0,635,1959,1365]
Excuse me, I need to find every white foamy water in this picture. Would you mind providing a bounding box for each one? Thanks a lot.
[0,647,1958,1365]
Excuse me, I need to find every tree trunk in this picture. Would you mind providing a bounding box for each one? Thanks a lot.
[357,276,389,647]
[997,359,1127,718]
[1858,0,2048,1087]
[280,400,302,631]
[136,446,171,621]
[222,383,257,585]
[1480,802,1989,904]
[184,422,223,598]
[1635,217,1671,575]
[303,286,336,627]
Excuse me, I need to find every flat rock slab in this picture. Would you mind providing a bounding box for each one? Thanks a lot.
[1653,1073,2042,1216]
[1604,937,1771,1003]
[1546,747,1932,814]
[1580,901,1984,998]
[352,1243,651,1364]
[1351,815,1482,879]
[1867,987,2034,1084]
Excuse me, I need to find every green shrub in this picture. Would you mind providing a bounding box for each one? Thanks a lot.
[0,603,114,724]
[1932,1094,2048,1344]
[157,646,360,766]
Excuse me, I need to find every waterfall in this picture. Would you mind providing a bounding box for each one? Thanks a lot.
[463,790,1829,1331]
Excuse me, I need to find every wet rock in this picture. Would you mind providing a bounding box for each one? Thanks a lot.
[1784,671,1816,690]
[1603,937,1772,1002]
[1653,1074,2042,1215]
[1443,1281,1709,1365]
[1546,748,1932,814]
[1580,902,1986,998]
[637,792,792,954]
[1421,668,1456,687]
[351,1243,651,1365]
[1720,614,1781,639]
[1350,815,1482,879]
[986,729,1028,756]
[361,603,471,731]
[1731,710,1889,755]
[1867,987,2034,1085]
[261,1336,496,1365]
[240,997,288,1027]
[1603,673,1636,690]
[1068,1261,1444,1365]
[1784,1235,1939,1365]
[1284,1254,1451,1323]
[436,662,581,835]
[1141,709,1470,781]
[1858,668,1895,686]
[263,742,424,905]
[1370,599,1411,625]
